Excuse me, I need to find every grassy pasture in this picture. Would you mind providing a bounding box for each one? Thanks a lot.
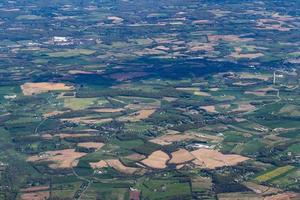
[111,139,144,150]
[270,168,300,190]
[241,139,266,155]
[259,119,300,129]
[279,129,300,139]
[64,97,108,110]
[52,182,82,199]
[137,178,191,200]
[86,183,129,200]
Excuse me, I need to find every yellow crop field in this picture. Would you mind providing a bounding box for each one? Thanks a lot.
[255,165,295,182]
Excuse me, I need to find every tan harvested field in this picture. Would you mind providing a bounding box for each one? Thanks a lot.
[21,191,49,200]
[68,70,94,75]
[238,72,271,81]
[134,109,156,119]
[256,87,277,92]
[163,97,178,102]
[166,129,181,134]
[89,160,108,169]
[93,108,125,113]
[125,101,160,110]
[194,91,211,96]
[200,105,217,113]
[153,37,175,44]
[185,131,223,142]
[41,134,53,139]
[208,34,253,42]
[176,87,199,92]
[272,13,295,21]
[191,148,249,169]
[150,134,195,145]
[61,117,113,124]
[81,128,99,132]
[176,164,185,169]
[109,72,148,81]
[126,153,146,161]
[263,135,288,146]
[56,92,74,99]
[150,132,221,145]
[233,81,257,86]
[21,82,73,96]
[77,142,104,150]
[187,42,215,52]
[119,109,156,122]
[232,103,256,112]
[43,110,68,118]
[140,150,170,169]
[279,105,300,117]
[217,192,263,200]
[106,159,139,174]
[257,19,291,31]
[192,19,211,24]
[243,182,281,195]
[245,87,277,96]
[192,177,213,190]
[235,117,247,122]
[58,133,93,139]
[21,186,49,193]
[134,48,168,56]
[209,87,219,91]
[125,103,159,110]
[264,192,300,200]
[155,45,170,51]
[245,91,268,96]
[27,149,86,169]
[219,104,231,109]
[107,16,124,24]
[169,148,195,164]
[230,47,264,59]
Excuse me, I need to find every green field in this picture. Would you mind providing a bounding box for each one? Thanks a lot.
[47,49,96,58]
[137,179,191,200]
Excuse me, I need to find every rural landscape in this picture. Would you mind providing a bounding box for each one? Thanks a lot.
[0,0,299,199]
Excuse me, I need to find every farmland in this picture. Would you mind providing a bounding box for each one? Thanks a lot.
[255,166,296,183]
[0,0,299,199]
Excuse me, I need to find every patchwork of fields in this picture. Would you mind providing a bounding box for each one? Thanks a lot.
[0,0,299,199]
